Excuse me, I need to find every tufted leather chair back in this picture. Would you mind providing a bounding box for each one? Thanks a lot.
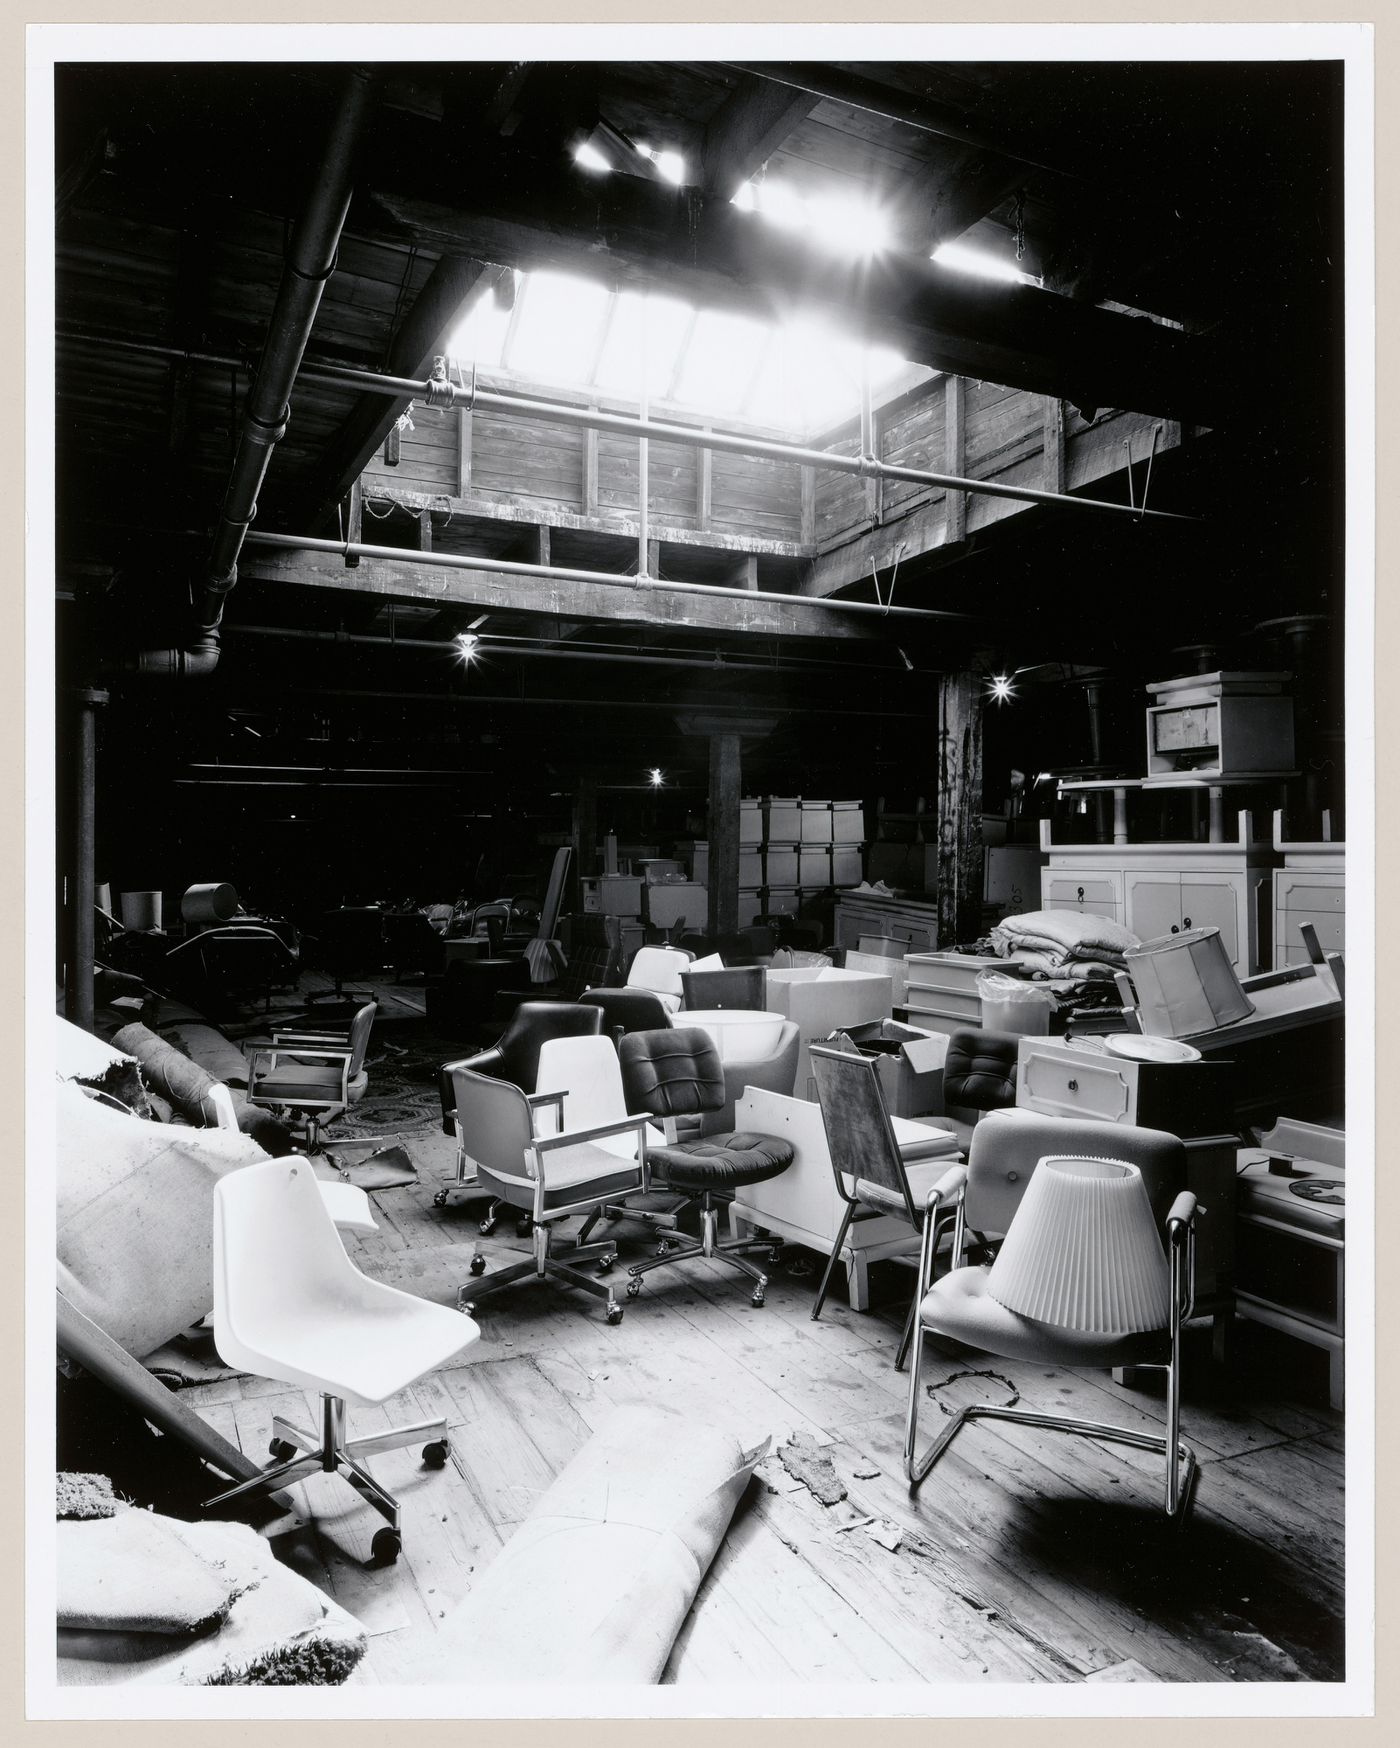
[619,1027,726,1120]
[942,1028,1021,1112]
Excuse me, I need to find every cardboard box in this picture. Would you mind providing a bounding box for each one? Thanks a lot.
[797,846,832,886]
[765,846,799,885]
[765,886,799,917]
[845,948,909,1006]
[800,802,833,843]
[740,849,762,885]
[598,874,643,917]
[767,966,894,1095]
[740,800,764,844]
[738,889,764,927]
[766,797,802,840]
[829,1018,951,1118]
[832,802,866,844]
[645,880,707,931]
[832,845,863,886]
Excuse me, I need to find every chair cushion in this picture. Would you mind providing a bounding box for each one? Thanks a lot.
[478,1142,643,1214]
[919,1265,1171,1368]
[649,1132,794,1192]
[942,1028,1020,1112]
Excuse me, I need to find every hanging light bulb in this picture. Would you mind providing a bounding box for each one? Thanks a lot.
[989,672,1015,704]
[649,767,665,788]
[455,633,481,664]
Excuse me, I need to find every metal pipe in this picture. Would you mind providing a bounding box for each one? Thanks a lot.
[243,530,981,623]
[65,328,1197,525]
[131,68,374,676]
[66,687,106,1030]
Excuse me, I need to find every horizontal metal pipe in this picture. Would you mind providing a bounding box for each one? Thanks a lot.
[63,327,1194,524]
[242,530,978,623]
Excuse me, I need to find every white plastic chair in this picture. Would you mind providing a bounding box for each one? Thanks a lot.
[626,945,693,1014]
[207,1081,377,1236]
[204,1158,480,1563]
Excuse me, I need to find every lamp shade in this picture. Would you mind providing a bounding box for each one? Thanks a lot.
[985,1156,1171,1334]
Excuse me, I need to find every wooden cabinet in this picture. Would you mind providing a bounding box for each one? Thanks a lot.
[833,893,940,955]
[1040,867,1125,921]
[903,951,1033,1031]
[1273,836,1345,969]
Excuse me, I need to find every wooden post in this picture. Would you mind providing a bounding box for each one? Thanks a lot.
[534,523,551,569]
[1043,395,1067,495]
[418,507,433,552]
[572,774,598,908]
[66,687,107,1031]
[698,427,713,530]
[936,672,984,946]
[343,476,362,568]
[708,731,742,940]
[583,416,599,515]
[944,375,967,546]
[457,406,473,498]
[731,555,759,591]
[800,464,816,546]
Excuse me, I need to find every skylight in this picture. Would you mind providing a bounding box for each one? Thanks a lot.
[932,240,1038,286]
[446,273,929,439]
[731,177,894,258]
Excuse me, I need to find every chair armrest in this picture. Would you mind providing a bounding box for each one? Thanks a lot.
[1165,1190,1198,1235]
[527,1090,567,1111]
[923,1163,967,1216]
[271,1027,348,1046]
[534,1114,652,1153]
[262,1045,353,1063]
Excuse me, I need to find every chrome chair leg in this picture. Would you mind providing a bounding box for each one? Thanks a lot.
[810,1203,855,1322]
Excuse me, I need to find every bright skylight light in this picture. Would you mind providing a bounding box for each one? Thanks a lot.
[730,178,894,258]
[931,240,1037,286]
[446,270,927,438]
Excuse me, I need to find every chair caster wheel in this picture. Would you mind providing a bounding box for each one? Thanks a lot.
[626,1278,642,1299]
[469,1253,487,1276]
[269,1438,297,1462]
[606,1304,624,1326]
[751,1290,765,1308]
[655,1240,671,1257]
[515,1215,534,1238]
[459,1301,477,1317]
[371,1527,402,1565]
[596,1255,615,1275]
[421,1441,450,1469]
[604,1209,623,1223]
[433,1188,449,1209]
[477,1214,498,1237]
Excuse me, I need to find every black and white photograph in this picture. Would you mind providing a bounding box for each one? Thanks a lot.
[29,16,1375,1718]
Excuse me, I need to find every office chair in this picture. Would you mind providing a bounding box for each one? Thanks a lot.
[245,999,377,1153]
[625,945,693,1013]
[617,1027,794,1307]
[578,986,674,1048]
[903,1109,1199,1520]
[435,1001,603,1211]
[940,1027,1021,1150]
[203,1158,480,1563]
[807,1043,962,1365]
[451,1066,651,1325]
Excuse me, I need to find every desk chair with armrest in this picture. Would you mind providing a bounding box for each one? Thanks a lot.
[435,1001,603,1213]
[903,1108,1199,1520]
[245,999,377,1154]
[452,1066,651,1326]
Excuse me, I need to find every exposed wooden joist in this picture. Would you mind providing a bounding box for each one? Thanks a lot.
[914,150,1026,255]
[240,546,878,640]
[700,73,816,199]
[362,139,1226,426]
[305,254,489,527]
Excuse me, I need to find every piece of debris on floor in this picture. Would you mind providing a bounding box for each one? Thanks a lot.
[57,1472,120,1520]
[852,1463,881,1480]
[926,1367,1021,1415]
[777,1431,848,1506]
[834,1514,876,1533]
[864,1519,903,1552]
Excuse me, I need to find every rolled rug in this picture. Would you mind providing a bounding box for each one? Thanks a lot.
[410,1406,768,1685]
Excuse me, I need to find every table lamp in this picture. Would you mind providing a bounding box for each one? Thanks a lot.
[985,1155,1172,1334]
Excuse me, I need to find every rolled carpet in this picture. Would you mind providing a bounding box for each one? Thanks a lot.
[110,1021,291,1154]
[410,1406,768,1685]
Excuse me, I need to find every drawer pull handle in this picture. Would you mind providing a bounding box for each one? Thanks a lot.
[1066,1079,1078,1093]
[1170,924,1180,934]
[1076,886,1085,902]
[1006,1170,1020,1183]
[1182,916,1192,928]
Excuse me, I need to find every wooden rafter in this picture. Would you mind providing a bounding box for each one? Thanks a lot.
[700,73,817,200]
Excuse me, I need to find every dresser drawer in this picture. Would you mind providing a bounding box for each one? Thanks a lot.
[1042,870,1124,915]
[905,984,982,1023]
[1277,879,1345,914]
[1019,1050,1134,1122]
[1276,910,1345,963]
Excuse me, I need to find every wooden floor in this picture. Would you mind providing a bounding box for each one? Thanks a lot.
[188,980,1346,1689]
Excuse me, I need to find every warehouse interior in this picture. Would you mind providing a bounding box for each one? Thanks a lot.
[48,53,1356,1694]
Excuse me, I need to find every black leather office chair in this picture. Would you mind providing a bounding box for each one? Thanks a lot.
[435,1002,604,1212]
[680,966,766,1010]
[617,1027,794,1307]
[940,1027,1021,1150]
[578,986,673,1048]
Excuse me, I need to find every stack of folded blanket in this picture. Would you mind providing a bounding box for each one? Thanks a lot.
[989,909,1141,980]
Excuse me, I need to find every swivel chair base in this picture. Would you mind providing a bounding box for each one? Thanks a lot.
[203,1391,452,1564]
[625,1193,781,1307]
[458,1219,625,1324]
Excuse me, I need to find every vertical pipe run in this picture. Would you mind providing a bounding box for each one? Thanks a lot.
[67,687,107,1031]
[709,732,742,939]
[638,306,650,579]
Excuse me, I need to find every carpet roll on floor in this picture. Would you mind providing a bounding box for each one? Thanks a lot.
[411,1406,768,1685]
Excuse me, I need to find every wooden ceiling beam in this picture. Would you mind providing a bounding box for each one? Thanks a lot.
[906,149,1027,256]
[700,73,817,200]
[360,141,1230,425]
[241,544,880,641]
[301,254,489,529]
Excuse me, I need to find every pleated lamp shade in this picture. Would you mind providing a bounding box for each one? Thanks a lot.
[984,1156,1172,1334]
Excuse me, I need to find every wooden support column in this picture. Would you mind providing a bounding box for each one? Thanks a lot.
[730,555,759,591]
[534,523,551,568]
[1043,395,1067,494]
[583,415,599,515]
[646,538,661,577]
[708,731,742,939]
[800,464,817,545]
[572,773,598,908]
[343,476,362,568]
[65,687,107,1031]
[698,427,713,530]
[944,375,967,546]
[418,507,433,552]
[457,406,473,497]
[936,672,984,947]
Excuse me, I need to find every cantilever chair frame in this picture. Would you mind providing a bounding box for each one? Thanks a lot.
[903,1167,1200,1520]
[453,1067,655,1324]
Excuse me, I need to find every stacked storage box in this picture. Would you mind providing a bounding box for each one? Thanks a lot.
[718,797,867,926]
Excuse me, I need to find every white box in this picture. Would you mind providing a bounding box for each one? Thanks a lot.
[765,886,799,917]
[800,802,833,843]
[797,845,832,886]
[832,802,866,844]
[765,846,799,885]
[740,800,764,844]
[766,797,802,840]
[832,845,863,886]
[766,966,894,1094]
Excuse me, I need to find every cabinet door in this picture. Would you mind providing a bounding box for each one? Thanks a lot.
[1180,873,1243,967]
[1124,873,1182,943]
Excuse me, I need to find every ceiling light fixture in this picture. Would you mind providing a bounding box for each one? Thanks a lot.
[455,632,481,664]
[989,673,1016,704]
[649,767,665,788]
[573,140,612,175]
